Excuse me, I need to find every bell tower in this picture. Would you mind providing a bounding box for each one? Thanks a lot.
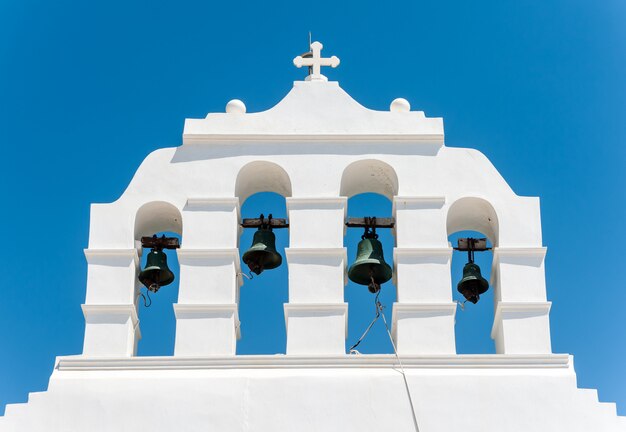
[1,41,624,432]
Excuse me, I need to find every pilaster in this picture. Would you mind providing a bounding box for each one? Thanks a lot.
[392,303,457,354]
[284,303,348,355]
[491,302,552,354]
[81,304,140,357]
[393,248,453,302]
[174,248,241,356]
[82,249,141,357]
[175,197,242,356]
[285,197,348,354]
[173,304,240,356]
[182,198,240,248]
[391,196,456,354]
[84,249,139,304]
[286,197,347,248]
[491,247,551,354]
[392,196,447,248]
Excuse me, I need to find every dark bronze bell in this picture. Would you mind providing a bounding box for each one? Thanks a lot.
[457,262,489,304]
[242,227,282,275]
[138,248,175,293]
[348,237,393,293]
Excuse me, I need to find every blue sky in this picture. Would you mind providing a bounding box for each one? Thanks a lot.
[0,0,625,416]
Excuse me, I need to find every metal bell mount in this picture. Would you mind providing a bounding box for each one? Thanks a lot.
[348,217,393,293]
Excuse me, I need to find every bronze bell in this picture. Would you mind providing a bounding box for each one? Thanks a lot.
[348,233,393,293]
[457,262,489,304]
[138,248,175,293]
[242,227,282,275]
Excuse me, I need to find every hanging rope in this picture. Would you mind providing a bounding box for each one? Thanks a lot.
[237,271,255,281]
[348,289,421,432]
[348,290,381,353]
[136,288,152,308]
[379,304,420,432]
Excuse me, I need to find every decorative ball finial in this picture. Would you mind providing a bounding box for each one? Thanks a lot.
[293,41,340,82]
[390,98,411,112]
[226,99,246,114]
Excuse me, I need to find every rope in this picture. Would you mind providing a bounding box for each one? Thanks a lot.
[136,288,152,308]
[348,291,381,352]
[349,290,420,432]
[380,305,420,432]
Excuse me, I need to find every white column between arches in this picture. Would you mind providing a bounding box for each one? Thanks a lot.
[173,198,242,356]
[392,196,457,355]
[285,197,348,355]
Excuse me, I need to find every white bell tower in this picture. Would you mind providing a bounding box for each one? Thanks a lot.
[1,41,624,432]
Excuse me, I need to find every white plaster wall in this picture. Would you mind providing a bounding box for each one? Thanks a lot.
[86,145,542,250]
[9,79,622,431]
[1,356,625,432]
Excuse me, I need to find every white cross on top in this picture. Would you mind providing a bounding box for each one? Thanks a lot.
[293,41,340,81]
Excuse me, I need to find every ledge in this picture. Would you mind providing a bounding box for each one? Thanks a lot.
[285,247,348,258]
[173,304,240,339]
[394,247,453,257]
[491,302,552,338]
[184,198,241,218]
[393,196,446,212]
[284,303,349,337]
[84,249,139,265]
[493,247,547,259]
[55,353,571,371]
[81,304,139,327]
[286,197,348,207]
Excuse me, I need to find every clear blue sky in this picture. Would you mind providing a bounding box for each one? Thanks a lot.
[0,0,625,417]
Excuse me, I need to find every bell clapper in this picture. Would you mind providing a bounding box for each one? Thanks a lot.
[368,272,381,294]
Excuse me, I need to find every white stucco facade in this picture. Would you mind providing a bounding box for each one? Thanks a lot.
[1,45,623,431]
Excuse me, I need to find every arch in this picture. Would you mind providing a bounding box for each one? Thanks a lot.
[235,161,292,204]
[340,159,399,200]
[134,201,183,241]
[133,201,183,356]
[446,197,499,246]
[237,191,289,355]
[344,192,396,354]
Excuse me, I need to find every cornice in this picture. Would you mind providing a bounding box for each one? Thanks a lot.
[55,353,571,372]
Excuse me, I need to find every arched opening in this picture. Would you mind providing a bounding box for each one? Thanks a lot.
[340,159,399,200]
[235,162,292,354]
[344,193,396,354]
[447,197,499,354]
[341,160,398,354]
[134,201,182,356]
[235,161,292,204]
[236,192,289,354]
